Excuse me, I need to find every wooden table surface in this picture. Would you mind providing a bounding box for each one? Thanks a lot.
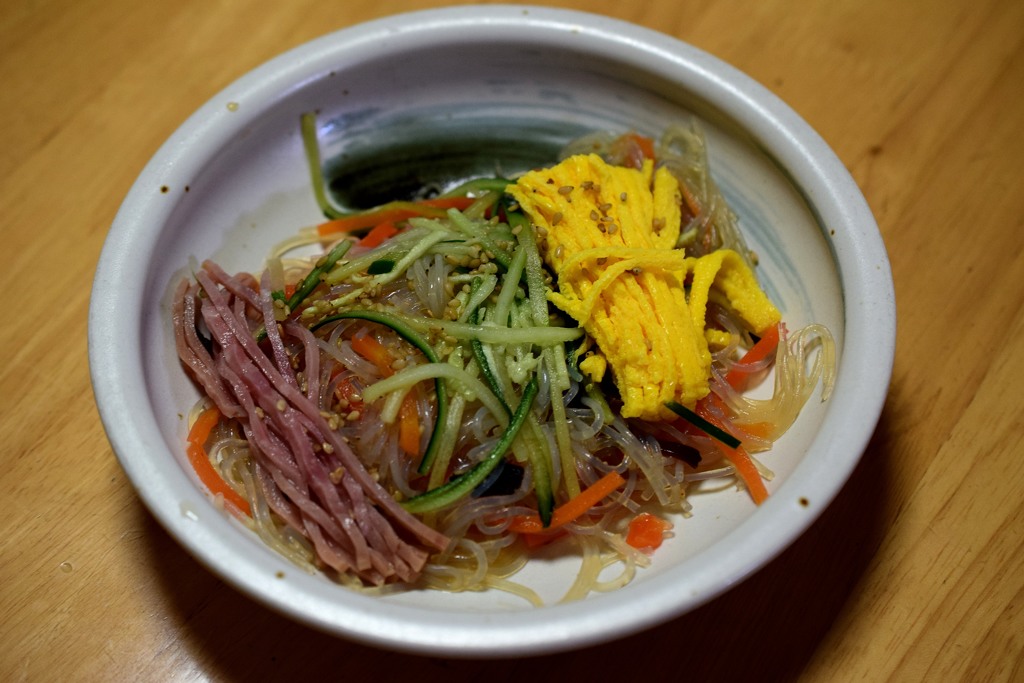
[3,0,1022,679]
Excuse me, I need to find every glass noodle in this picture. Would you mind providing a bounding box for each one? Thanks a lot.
[173,120,835,603]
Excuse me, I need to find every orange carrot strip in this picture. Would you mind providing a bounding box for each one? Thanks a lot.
[397,392,421,456]
[351,332,423,458]
[696,403,769,505]
[625,132,656,160]
[332,374,364,410]
[509,470,626,534]
[186,406,252,517]
[350,332,395,376]
[316,197,476,237]
[187,405,220,448]
[522,529,566,548]
[358,221,398,249]
[625,512,672,551]
[679,182,702,217]
[725,323,781,390]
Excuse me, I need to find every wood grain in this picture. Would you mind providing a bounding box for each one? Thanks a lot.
[2,0,1022,679]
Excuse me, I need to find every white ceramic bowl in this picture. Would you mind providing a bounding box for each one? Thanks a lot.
[89,5,895,657]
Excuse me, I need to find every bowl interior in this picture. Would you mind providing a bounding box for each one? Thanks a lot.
[92,6,888,656]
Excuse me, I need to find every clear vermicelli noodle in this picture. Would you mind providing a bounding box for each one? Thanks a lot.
[173,118,835,603]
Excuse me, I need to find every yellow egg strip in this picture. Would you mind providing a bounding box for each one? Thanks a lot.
[685,249,781,337]
[508,153,779,421]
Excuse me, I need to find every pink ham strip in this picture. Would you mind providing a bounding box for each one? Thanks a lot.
[173,265,449,585]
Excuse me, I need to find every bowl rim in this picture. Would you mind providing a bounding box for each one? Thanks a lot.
[89,4,895,657]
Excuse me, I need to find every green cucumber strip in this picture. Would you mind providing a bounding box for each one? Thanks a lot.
[513,209,580,498]
[664,401,742,449]
[255,239,353,341]
[401,376,538,514]
[287,239,353,312]
[300,112,343,220]
[469,301,513,417]
[366,259,395,275]
[444,208,512,269]
[521,416,554,526]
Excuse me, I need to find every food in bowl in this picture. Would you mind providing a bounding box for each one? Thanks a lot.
[172,117,835,602]
[91,5,893,653]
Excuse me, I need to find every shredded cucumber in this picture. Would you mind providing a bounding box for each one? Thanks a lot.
[402,377,538,514]
[513,211,580,497]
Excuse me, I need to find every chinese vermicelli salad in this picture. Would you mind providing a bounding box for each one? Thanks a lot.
[172,116,835,604]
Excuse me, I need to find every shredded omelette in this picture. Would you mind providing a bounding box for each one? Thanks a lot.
[508,153,780,421]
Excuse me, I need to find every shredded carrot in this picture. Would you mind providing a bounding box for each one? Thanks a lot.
[186,406,252,517]
[625,132,656,160]
[358,220,399,249]
[316,197,476,237]
[350,332,395,375]
[725,323,781,390]
[679,181,702,218]
[509,470,626,534]
[332,374,364,410]
[626,512,672,551]
[397,390,421,455]
[696,403,769,505]
[350,331,422,457]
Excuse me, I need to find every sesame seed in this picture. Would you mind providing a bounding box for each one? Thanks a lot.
[558,185,574,195]
[590,210,600,221]
[322,442,335,454]
[599,202,612,212]
[596,257,607,265]
[329,467,345,484]
[631,267,643,274]
[275,399,286,411]
[347,409,361,421]
[620,192,628,201]
[554,245,565,259]
[581,180,594,190]
[607,223,618,234]
[552,211,563,225]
